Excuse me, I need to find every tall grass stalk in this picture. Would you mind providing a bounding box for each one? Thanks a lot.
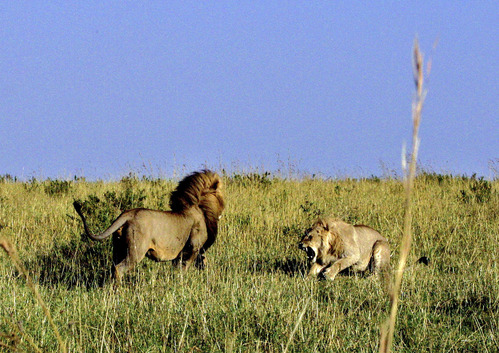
[0,236,68,353]
[379,38,427,353]
[283,296,311,353]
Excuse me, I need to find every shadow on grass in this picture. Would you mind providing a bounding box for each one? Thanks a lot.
[274,258,308,277]
[246,255,383,279]
[433,294,497,316]
[247,257,308,277]
[26,234,114,289]
[430,293,498,333]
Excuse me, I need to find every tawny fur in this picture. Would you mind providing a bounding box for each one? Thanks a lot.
[299,218,390,281]
[73,170,224,283]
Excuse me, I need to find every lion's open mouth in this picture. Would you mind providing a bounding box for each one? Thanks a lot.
[305,247,316,261]
[299,244,316,261]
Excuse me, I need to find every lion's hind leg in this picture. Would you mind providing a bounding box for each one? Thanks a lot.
[371,240,391,292]
[371,240,390,275]
[112,230,148,284]
[113,254,145,284]
[112,260,131,284]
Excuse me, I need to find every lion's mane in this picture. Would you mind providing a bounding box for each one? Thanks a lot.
[169,170,224,241]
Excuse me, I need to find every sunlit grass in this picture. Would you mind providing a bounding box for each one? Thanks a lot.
[0,171,497,352]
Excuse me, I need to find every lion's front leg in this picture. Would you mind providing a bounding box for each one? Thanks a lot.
[181,249,202,271]
[194,252,206,269]
[175,221,206,270]
[308,262,326,278]
[322,256,359,281]
[173,246,199,271]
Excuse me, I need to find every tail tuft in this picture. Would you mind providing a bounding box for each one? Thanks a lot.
[73,200,82,212]
[416,256,430,266]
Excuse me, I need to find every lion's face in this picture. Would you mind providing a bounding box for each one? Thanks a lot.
[298,224,329,263]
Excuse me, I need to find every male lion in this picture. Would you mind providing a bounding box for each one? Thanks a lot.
[299,218,390,281]
[73,170,224,283]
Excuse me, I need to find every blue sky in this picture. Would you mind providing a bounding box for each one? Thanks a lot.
[1,2,497,180]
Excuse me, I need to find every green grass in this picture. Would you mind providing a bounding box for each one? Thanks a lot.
[0,172,497,352]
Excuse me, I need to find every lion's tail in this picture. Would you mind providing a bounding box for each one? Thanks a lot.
[393,256,430,273]
[73,201,132,241]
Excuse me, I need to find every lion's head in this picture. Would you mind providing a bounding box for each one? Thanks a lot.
[298,218,343,264]
[199,185,225,239]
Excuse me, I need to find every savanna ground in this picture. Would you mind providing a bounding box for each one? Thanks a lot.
[0,171,497,352]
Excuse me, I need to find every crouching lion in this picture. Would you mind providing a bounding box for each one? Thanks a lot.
[299,218,390,281]
[73,170,224,283]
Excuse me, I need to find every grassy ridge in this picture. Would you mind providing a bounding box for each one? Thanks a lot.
[0,173,497,352]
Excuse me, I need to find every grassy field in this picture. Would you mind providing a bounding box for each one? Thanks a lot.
[0,172,497,352]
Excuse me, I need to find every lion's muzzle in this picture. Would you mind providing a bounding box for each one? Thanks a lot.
[298,243,317,262]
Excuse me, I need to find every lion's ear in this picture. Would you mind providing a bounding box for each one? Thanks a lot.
[320,219,329,231]
[211,180,220,190]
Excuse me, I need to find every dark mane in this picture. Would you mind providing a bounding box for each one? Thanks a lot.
[169,170,225,245]
[169,170,222,212]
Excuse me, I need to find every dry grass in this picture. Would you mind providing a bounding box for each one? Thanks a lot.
[379,38,427,353]
[0,237,66,353]
[0,172,497,352]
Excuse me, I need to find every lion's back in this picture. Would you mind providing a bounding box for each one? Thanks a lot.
[131,208,195,233]
[126,209,201,255]
[353,225,389,255]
